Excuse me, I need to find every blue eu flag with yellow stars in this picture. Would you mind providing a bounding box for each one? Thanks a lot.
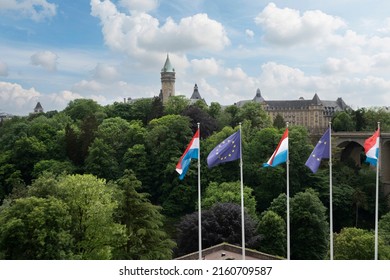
[207,130,241,168]
[305,128,330,173]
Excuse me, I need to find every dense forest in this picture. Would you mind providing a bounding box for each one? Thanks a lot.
[1,96,390,260]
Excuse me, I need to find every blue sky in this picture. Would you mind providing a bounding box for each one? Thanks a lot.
[2,0,390,115]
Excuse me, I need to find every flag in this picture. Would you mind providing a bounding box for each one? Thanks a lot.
[263,128,288,167]
[176,129,200,179]
[207,130,240,168]
[305,128,330,173]
[364,129,380,166]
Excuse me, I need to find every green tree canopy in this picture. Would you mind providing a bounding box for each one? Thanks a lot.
[290,189,329,260]
[112,170,175,259]
[202,181,257,219]
[0,196,73,259]
[258,210,286,257]
[334,227,390,259]
[28,173,126,259]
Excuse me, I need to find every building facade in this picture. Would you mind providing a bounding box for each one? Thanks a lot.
[236,89,349,133]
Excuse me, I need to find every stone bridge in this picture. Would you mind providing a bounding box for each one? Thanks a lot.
[329,132,390,195]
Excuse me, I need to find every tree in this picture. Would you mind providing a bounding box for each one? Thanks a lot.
[273,114,285,129]
[32,159,76,178]
[112,170,175,259]
[244,127,288,213]
[237,102,271,129]
[181,105,218,138]
[258,210,286,257]
[145,115,194,215]
[0,196,73,259]
[202,181,257,219]
[163,96,189,115]
[290,189,329,260]
[29,174,126,259]
[84,138,120,180]
[334,227,390,259]
[208,102,222,119]
[130,98,155,125]
[11,136,47,183]
[332,111,355,132]
[63,99,106,121]
[176,203,260,257]
[379,212,390,246]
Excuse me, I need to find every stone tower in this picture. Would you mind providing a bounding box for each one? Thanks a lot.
[160,54,175,103]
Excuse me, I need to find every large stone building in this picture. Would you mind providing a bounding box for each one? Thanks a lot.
[236,89,349,133]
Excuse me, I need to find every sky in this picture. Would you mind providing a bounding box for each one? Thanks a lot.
[2,0,390,115]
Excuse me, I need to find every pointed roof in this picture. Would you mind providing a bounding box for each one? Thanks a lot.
[252,88,265,103]
[312,93,322,105]
[190,84,202,100]
[35,102,43,110]
[34,101,44,112]
[161,54,175,73]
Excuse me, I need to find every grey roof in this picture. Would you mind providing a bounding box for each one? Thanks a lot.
[34,102,43,110]
[161,54,175,73]
[253,88,265,103]
[190,84,202,100]
[263,94,348,111]
[236,90,350,113]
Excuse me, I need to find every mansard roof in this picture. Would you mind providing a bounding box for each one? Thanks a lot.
[236,90,349,112]
[263,94,347,111]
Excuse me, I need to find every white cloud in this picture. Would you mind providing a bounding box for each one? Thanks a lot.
[31,51,58,71]
[72,80,103,93]
[93,63,119,82]
[90,0,230,56]
[191,58,220,76]
[245,29,255,39]
[48,90,83,108]
[377,18,390,34]
[256,62,390,108]
[0,81,41,114]
[119,0,158,12]
[0,0,56,21]
[0,61,9,76]
[254,3,346,46]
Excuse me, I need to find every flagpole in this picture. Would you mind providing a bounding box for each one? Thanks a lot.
[286,122,290,260]
[329,122,333,260]
[375,122,380,260]
[197,123,202,260]
[239,122,246,260]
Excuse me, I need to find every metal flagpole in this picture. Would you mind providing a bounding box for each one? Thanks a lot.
[239,123,246,260]
[286,122,290,260]
[375,122,380,260]
[197,123,202,260]
[329,122,333,260]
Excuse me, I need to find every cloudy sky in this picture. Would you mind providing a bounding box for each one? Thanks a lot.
[2,0,390,115]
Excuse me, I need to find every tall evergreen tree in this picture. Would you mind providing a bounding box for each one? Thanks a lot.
[112,170,175,259]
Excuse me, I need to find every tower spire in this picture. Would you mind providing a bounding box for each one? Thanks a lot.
[160,54,175,103]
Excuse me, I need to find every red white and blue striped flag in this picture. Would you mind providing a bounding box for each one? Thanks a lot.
[364,129,380,166]
[176,129,200,179]
[263,128,288,167]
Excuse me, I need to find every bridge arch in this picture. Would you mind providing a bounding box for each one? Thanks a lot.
[336,140,364,167]
[332,132,390,196]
